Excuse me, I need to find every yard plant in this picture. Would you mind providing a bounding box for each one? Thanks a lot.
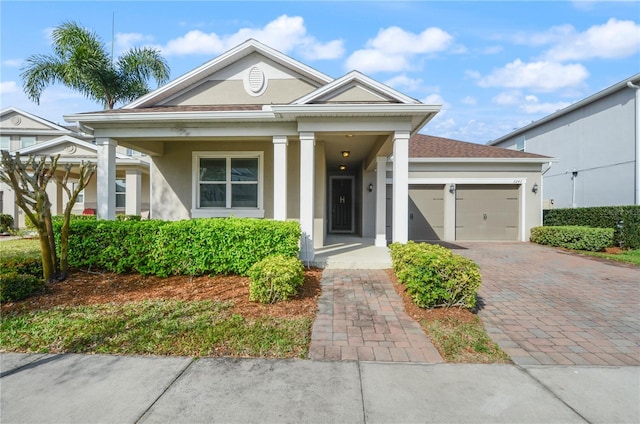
[248,255,305,304]
[389,241,481,309]
[530,225,614,251]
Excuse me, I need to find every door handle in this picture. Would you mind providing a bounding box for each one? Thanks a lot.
[483,213,487,221]
[409,213,414,220]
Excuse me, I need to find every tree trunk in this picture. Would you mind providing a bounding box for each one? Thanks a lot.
[37,225,56,284]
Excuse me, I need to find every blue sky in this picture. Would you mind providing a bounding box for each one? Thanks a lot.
[1,1,639,144]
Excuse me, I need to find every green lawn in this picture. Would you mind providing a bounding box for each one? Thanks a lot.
[1,299,312,358]
[0,238,41,261]
[423,315,511,363]
[580,249,640,266]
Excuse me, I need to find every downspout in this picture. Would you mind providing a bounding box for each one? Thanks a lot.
[627,81,640,205]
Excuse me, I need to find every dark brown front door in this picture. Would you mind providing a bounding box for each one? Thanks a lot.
[330,177,354,233]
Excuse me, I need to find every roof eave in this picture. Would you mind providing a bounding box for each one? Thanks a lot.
[409,157,557,163]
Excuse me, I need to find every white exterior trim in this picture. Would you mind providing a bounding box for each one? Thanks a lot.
[1,106,75,133]
[299,132,315,261]
[191,150,264,219]
[123,39,333,109]
[292,70,420,105]
[272,136,288,221]
[409,157,555,164]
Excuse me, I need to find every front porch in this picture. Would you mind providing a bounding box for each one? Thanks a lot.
[310,235,392,269]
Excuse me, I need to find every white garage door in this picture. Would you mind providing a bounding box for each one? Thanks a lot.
[455,184,519,240]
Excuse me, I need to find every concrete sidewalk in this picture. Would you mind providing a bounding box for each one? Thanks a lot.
[2,353,638,423]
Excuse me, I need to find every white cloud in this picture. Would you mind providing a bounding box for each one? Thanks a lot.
[346,26,453,73]
[477,59,589,92]
[2,59,23,68]
[492,90,572,114]
[115,32,156,53]
[544,18,640,61]
[158,15,344,60]
[460,96,477,105]
[384,74,424,92]
[423,93,445,105]
[0,81,19,95]
[510,24,574,47]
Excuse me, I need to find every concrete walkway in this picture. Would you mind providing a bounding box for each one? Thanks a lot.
[309,269,443,363]
[2,353,638,423]
[457,242,640,366]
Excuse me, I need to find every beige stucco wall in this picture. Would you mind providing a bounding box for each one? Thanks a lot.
[166,79,317,106]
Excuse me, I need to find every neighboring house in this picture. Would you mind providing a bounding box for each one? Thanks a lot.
[64,39,551,259]
[0,107,150,228]
[489,74,640,209]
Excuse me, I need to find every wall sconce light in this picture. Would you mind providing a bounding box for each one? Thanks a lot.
[532,183,539,194]
[341,151,350,158]
[449,184,455,194]
[368,183,373,192]
[339,164,346,171]
[345,134,354,138]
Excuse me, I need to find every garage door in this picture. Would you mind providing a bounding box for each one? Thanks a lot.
[408,185,445,241]
[455,185,519,240]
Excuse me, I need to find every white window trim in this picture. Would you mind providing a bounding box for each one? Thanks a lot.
[191,151,264,218]
[115,178,126,211]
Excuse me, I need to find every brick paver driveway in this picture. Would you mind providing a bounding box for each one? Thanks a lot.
[457,242,640,366]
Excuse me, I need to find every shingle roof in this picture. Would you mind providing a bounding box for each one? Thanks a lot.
[410,134,550,159]
[81,104,265,114]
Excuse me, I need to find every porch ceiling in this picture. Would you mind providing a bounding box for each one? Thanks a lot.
[319,132,387,170]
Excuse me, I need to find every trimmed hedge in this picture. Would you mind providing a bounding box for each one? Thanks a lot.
[0,272,45,303]
[248,255,304,304]
[53,218,301,277]
[0,214,13,232]
[389,241,481,309]
[530,225,614,251]
[544,206,639,249]
[0,256,43,277]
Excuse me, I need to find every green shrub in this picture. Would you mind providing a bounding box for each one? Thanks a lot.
[54,218,301,277]
[0,272,45,303]
[544,206,639,249]
[530,225,614,251]
[0,256,43,277]
[248,255,304,304]
[0,214,13,232]
[389,241,481,309]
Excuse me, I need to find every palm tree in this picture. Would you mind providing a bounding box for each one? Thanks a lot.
[21,21,170,110]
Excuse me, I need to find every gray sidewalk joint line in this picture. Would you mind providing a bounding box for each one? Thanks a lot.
[515,364,592,424]
[0,354,64,379]
[134,357,196,424]
[357,360,367,424]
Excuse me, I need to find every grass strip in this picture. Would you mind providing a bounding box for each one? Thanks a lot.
[423,315,511,363]
[1,299,312,358]
[0,239,41,261]
[578,249,640,266]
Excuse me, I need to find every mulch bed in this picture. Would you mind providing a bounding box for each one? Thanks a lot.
[1,268,323,320]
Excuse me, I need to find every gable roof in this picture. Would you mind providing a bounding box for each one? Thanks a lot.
[410,134,552,161]
[18,135,136,162]
[489,73,640,146]
[293,71,420,105]
[1,106,75,133]
[124,39,334,109]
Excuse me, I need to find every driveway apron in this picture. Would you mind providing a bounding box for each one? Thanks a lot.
[309,269,443,363]
[457,242,640,366]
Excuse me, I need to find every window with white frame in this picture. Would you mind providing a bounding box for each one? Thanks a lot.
[20,136,36,148]
[71,182,84,204]
[115,179,126,208]
[193,152,263,217]
[515,136,525,152]
[0,136,9,150]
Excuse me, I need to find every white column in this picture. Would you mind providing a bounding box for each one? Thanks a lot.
[392,131,409,243]
[96,137,117,220]
[273,135,288,221]
[299,132,315,261]
[375,156,388,247]
[125,169,142,216]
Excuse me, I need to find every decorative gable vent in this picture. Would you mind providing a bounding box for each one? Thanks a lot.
[246,66,266,96]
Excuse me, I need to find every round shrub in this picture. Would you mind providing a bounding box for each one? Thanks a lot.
[389,241,481,309]
[0,272,45,303]
[248,255,304,304]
